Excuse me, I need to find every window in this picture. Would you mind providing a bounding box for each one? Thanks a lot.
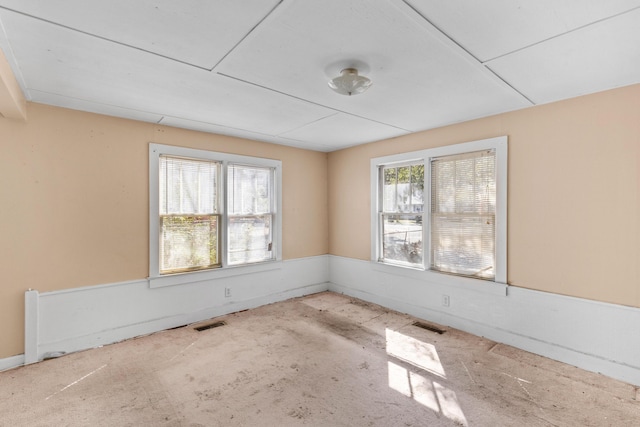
[150,144,281,286]
[380,162,425,267]
[371,136,507,283]
[159,156,220,274]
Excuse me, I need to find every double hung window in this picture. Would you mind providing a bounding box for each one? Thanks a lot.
[372,137,507,283]
[380,162,425,267]
[150,144,281,285]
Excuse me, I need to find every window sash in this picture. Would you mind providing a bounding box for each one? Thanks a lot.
[430,213,495,279]
[380,213,423,267]
[159,155,219,215]
[228,164,274,215]
[381,163,425,214]
[228,214,274,265]
[160,214,221,274]
[430,149,497,279]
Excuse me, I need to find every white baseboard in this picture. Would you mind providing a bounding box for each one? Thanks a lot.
[0,354,24,372]
[328,255,640,387]
[23,255,330,363]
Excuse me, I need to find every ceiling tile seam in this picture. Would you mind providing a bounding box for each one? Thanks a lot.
[274,112,340,137]
[272,140,334,153]
[208,0,284,72]
[0,11,31,100]
[397,0,534,106]
[482,5,640,63]
[158,114,298,141]
[165,110,390,151]
[399,0,485,63]
[0,6,212,71]
[481,65,536,106]
[215,72,413,133]
[28,88,164,119]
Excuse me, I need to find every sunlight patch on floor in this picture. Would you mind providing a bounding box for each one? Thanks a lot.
[386,328,445,378]
[45,364,107,401]
[386,328,468,426]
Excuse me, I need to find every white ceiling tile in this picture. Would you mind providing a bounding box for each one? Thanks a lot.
[217,0,531,133]
[0,1,635,151]
[0,0,280,69]
[0,10,336,136]
[279,113,409,149]
[485,8,640,104]
[405,0,640,61]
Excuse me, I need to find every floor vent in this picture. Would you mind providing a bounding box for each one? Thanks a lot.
[194,321,227,332]
[412,321,446,334]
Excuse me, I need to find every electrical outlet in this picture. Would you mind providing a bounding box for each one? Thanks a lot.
[442,295,450,307]
[225,287,231,298]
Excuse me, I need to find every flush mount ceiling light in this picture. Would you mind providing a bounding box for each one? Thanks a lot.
[328,68,372,96]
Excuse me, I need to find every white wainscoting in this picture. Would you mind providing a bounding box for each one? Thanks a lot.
[6,253,639,388]
[328,255,640,387]
[20,256,330,365]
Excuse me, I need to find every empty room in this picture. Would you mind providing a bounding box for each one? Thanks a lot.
[1,1,639,426]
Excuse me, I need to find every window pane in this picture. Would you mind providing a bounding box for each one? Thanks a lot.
[160,156,218,215]
[411,164,424,212]
[396,166,410,212]
[382,163,424,213]
[383,168,397,212]
[474,155,496,214]
[432,151,495,215]
[382,214,423,266]
[160,215,219,273]
[431,150,496,279]
[228,165,273,215]
[431,214,495,278]
[228,215,273,265]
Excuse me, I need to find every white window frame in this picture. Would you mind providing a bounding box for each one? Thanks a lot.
[149,143,282,288]
[370,136,507,285]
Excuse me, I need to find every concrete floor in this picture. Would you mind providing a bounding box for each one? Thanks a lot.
[1,291,638,426]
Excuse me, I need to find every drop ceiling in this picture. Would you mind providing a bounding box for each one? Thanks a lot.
[0,1,638,152]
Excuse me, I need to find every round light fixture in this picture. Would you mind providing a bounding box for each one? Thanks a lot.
[328,68,372,96]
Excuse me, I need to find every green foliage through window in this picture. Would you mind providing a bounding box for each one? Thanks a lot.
[160,215,219,274]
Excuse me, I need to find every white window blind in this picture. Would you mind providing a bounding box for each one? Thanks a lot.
[159,156,220,274]
[430,149,496,279]
[227,164,275,265]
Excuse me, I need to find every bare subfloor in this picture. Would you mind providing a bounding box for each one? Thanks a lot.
[1,292,638,426]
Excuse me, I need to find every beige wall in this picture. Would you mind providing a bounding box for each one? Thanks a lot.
[0,103,328,358]
[328,84,640,309]
[2,85,638,359]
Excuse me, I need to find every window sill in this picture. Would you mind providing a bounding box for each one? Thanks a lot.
[371,261,508,297]
[148,261,282,289]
